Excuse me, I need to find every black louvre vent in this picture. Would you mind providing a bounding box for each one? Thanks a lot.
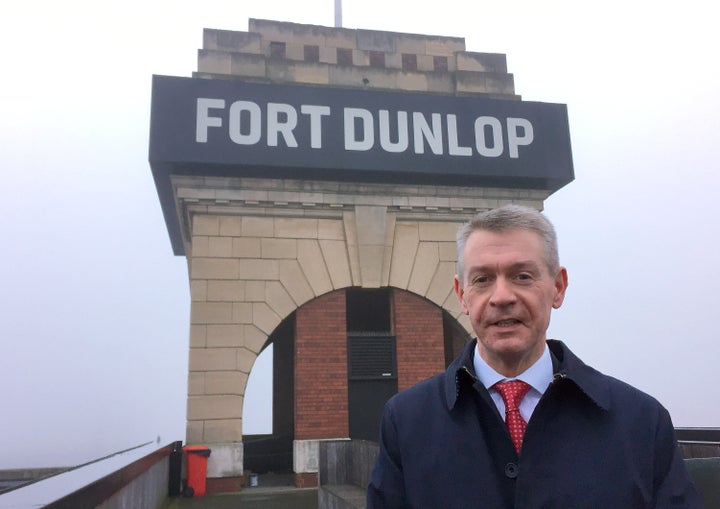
[348,334,396,379]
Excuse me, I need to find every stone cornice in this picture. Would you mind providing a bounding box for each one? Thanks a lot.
[171,175,550,247]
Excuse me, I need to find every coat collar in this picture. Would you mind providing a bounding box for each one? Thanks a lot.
[445,339,612,411]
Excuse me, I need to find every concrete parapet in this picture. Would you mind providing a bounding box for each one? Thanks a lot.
[204,28,262,54]
[394,33,430,55]
[197,49,232,75]
[456,51,508,73]
[333,64,397,89]
[425,71,455,93]
[456,70,516,95]
[425,35,466,56]
[250,18,333,46]
[396,71,429,91]
[197,19,516,98]
[318,439,380,509]
[356,29,396,52]
[292,61,331,85]
[230,52,267,78]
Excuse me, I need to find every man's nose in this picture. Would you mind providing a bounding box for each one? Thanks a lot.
[489,277,516,306]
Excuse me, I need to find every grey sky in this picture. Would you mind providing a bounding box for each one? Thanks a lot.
[1,0,718,469]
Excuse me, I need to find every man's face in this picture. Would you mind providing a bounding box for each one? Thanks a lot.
[454,228,568,375]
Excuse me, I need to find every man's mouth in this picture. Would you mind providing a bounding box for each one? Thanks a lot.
[495,319,520,327]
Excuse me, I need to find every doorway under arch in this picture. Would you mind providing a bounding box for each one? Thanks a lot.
[242,287,471,475]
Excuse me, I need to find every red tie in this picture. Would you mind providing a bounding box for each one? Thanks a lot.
[494,380,531,454]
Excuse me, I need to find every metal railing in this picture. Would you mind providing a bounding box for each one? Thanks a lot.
[676,427,720,459]
[0,441,181,509]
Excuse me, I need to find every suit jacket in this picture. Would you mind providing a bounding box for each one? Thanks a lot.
[367,339,702,508]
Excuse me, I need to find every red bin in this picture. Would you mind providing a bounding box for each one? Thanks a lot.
[183,445,211,497]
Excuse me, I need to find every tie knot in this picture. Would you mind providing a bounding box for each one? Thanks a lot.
[494,380,531,410]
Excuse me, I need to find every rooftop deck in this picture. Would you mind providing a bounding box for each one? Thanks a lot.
[162,486,317,509]
[2,430,717,508]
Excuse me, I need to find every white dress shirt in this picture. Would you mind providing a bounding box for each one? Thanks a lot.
[473,342,554,423]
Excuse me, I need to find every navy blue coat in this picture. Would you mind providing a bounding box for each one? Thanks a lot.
[367,340,702,508]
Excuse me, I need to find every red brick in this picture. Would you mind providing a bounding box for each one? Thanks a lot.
[295,290,349,439]
[393,290,445,391]
[206,476,244,494]
[295,472,318,487]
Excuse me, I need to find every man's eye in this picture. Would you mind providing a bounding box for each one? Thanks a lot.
[472,276,489,285]
[516,273,533,281]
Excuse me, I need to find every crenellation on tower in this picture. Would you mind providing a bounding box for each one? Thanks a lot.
[196,19,517,98]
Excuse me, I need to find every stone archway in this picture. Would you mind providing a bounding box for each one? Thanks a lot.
[180,176,545,484]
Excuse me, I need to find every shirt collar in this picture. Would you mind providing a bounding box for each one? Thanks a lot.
[473,342,554,395]
[446,339,611,412]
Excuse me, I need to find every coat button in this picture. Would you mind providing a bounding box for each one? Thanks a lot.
[504,462,519,478]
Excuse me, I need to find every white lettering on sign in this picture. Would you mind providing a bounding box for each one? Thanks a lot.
[412,112,443,155]
[474,116,503,157]
[344,108,374,151]
[507,117,534,158]
[267,103,298,147]
[301,105,331,149]
[229,101,261,145]
[196,98,225,143]
[196,98,330,148]
[447,114,472,156]
[196,98,535,159]
[379,110,409,153]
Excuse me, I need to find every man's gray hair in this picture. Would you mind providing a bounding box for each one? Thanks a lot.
[456,204,560,282]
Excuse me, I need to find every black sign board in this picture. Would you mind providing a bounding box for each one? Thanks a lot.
[149,75,574,253]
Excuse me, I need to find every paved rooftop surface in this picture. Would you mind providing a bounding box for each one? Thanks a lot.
[162,487,318,509]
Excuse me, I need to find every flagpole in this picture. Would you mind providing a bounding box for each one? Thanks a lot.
[334,0,342,27]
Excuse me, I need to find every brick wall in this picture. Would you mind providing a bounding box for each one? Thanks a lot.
[393,290,445,391]
[295,290,349,439]
[294,472,319,488]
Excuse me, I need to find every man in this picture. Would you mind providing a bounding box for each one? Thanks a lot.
[367,204,701,508]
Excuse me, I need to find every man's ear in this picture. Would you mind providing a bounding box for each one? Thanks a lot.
[552,267,568,309]
[454,275,469,315]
